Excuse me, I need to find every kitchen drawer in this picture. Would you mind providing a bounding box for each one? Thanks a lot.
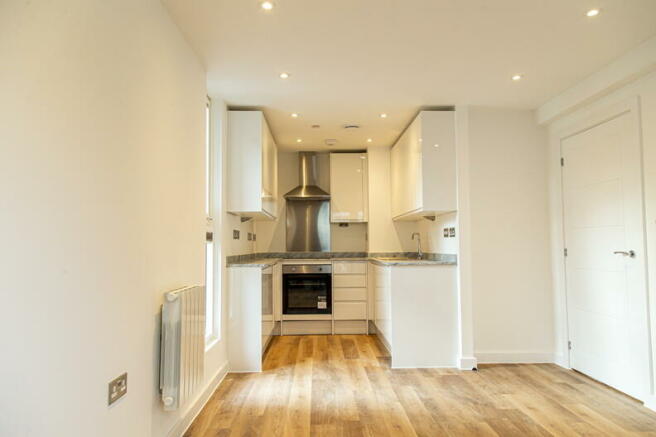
[334,302,367,320]
[333,274,366,288]
[333,261,367,275]
[334,320,367,334]
[334,287,367,301]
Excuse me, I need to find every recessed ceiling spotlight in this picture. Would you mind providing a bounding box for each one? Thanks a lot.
[512,74,523,81]
[279,72,290,79]
[296,138,302,143]
[367,138,372,143]
[291,113,299,118]
[586,8,600,17]
[261,1,274,11]
[434,144,440,148]
[380,113,388,118]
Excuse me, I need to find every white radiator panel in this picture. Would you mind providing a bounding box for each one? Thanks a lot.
[160,285,205,411]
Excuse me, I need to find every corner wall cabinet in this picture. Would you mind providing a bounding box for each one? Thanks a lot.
[329,153,369,222]
[227,110,278,220]
[390,110,456,220]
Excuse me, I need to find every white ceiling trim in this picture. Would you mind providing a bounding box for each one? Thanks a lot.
[537,36,656,125]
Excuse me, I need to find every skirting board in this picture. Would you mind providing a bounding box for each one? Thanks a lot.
[476,352,554,364]
[458,356,478,370]
[169,361,229,437]
[553,353,569,369]
[644,395,656,413]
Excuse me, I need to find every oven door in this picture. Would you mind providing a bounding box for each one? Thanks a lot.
[282,273,332,315]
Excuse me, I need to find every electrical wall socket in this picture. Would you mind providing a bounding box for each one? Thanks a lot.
[108,373,127,406]
[233,230,240,239]
[247,232,253,241]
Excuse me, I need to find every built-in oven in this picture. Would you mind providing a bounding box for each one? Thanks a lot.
[282,264,332,315]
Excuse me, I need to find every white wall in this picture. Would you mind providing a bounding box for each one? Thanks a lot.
[0,1,241,436]
[544,70,656,404]
[465,107,554,362]
[418,212,458,255]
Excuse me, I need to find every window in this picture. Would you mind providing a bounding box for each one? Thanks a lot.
[205,232,214,338]
[205,98,220,343]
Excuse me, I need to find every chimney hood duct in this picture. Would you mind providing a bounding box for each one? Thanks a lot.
[284,152,330,200]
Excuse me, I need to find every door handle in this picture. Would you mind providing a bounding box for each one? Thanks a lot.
[613,250,635,258]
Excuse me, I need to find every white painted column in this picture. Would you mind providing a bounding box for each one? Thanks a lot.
[454,106,477,370]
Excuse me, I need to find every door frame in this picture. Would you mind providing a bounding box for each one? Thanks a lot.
[554,96,653,401]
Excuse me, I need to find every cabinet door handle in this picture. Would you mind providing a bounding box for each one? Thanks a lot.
[613,250,635,258]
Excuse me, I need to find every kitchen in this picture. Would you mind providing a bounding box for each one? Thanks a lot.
[226,109,460,371]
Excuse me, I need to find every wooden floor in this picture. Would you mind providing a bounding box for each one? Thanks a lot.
[185,335,656,437]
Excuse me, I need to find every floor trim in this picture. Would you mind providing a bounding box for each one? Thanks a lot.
[644,395,656,413]
[458,356,478,370]
[476,352,554,364]
[168,361,229,437]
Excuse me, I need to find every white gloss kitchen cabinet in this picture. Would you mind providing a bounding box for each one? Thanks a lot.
[371,262,458,368]
[228,265,276,372]
[227,110,278,220]
[329,153,368,222]
[332,261,368,334]
[390,110,456,220]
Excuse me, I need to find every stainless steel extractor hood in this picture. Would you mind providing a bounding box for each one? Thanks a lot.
[285,152,330,252]
[283,152,330,200]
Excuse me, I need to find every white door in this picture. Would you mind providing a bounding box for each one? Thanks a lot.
[562,107,650,400]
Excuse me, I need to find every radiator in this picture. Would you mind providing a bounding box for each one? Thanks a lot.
[160,285,205,411]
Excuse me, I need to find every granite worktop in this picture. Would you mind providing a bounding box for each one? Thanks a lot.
[226,258,282,268]
[226,252,457,267]
[369,258,456,266]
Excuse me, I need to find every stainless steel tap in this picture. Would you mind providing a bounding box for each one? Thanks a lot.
[411,232,423,260]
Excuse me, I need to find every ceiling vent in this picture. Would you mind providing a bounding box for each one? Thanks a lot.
[325,139,338,146]
[343,124,360,130]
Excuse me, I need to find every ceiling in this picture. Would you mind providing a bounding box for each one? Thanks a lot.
[164,0,656,150]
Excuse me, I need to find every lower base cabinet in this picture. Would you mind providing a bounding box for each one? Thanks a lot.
[332,261,368,334]
[228,265,277,372]
[371,262,457,368]
[333,301,367,320]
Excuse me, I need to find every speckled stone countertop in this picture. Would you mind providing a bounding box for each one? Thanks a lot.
[226,252,457,267]
[369,258,456,266]
[226,258,282,268]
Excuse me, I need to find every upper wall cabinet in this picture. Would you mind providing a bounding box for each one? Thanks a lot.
[330,153,369,222]
[391,111,456,220]
[227,111,278,220]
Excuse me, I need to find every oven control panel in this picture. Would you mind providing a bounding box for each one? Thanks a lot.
[282,264,332,274]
